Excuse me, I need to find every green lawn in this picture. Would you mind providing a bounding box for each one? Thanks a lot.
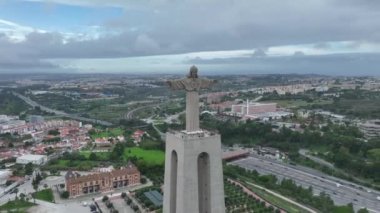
[80,151,110,160]
[57,160,69,166]
[0,199,35,212]
[123,147,165,166]
[34,189,54,203]
[90,128,124,139]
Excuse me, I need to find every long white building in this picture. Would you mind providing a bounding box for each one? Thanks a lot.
[16,154,48,165]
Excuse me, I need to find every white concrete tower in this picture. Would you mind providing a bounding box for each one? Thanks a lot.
[163,66,225,213]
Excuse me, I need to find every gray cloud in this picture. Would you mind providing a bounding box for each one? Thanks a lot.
[186,53,380,76]
[252,49,267,57]
[1,0,380,73]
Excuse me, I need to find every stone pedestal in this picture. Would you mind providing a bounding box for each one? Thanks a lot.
[163,131,225,213]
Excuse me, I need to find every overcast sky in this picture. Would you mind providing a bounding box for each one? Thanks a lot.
[0,0,379,75]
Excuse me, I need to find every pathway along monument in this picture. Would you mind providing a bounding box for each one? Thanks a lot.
[163,66,225,213]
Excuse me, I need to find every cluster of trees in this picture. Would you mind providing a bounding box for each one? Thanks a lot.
[42,137,61,143]
[11,163,34,177]
[224,180,280,213]
[261,90,319,103]
[101,195,120,212]
[309,90,380,119]
[47,129,60,136]
[0,133,32,144]
[0,92,28,115]
[202,114,380,183]
[120,193,140,212]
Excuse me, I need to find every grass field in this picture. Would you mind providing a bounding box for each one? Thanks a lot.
[0,199,35,212]
[123,147,165,166]
[90,128,124,139]
[34,189,54,203]
[80,151,110,160]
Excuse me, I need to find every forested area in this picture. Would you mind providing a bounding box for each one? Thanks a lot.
[200,114,380,184]
[0,92,29,115]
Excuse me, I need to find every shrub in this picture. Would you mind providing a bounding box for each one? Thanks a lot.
[60,191,69,199]
[106,202,113,208]
[140,177,147,184]
[121,192,127,198]
[102,195,109,202]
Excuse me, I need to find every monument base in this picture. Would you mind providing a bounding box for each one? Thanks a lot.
[163,130,225,213]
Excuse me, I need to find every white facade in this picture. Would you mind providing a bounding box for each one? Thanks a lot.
[359,120,380,138]
[0,170,12,185]
[16,154,47,165]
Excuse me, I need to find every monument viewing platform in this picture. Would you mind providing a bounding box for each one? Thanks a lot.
[167,129,219,141]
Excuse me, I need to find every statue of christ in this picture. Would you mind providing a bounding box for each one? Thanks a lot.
[167,66,216,132]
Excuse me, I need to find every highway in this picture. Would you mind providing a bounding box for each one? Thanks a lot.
[13,92,113,126]
[123,104,159,120]
[230,155,380,213]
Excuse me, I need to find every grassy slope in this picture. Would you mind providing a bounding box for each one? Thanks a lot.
[34,189,54,202]
[0,199,35,212]
[123,147,165,166]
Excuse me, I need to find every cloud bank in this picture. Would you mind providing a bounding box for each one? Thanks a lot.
[0,0,379,74]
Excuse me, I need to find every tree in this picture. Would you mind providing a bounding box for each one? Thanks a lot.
[35,172,43,184]
[126,198,132,205]
[48,129,60,136]
[132,204,139,211]
[19,193,26,201]
[89,152,98,161]
[60,191,69,199]
[13,188,19,199]
[140,177,147,184]
[358,208,369,213]
[110,142,125,161]
[33,181,39,193]
[32,183,38,203]
[102,195,109,202]
[121,192,127,198]
[106,202,113,208]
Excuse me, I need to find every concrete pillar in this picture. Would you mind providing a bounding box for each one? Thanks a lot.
[163,132,225,213]
[186,91,200,132]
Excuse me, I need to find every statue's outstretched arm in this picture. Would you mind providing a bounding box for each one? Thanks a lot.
[167,80,185,90]
[200,79,217,89]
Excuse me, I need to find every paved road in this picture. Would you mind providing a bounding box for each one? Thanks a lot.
[230,156,380,213]
[13,92,113,126]
[123,104,159,120]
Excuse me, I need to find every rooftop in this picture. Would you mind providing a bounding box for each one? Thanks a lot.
[17,154,46,160]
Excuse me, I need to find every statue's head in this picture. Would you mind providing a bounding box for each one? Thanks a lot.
[188,65,198,79]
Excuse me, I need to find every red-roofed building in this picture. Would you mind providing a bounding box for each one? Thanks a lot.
[65,162,140,198]
[131,130,146,144]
